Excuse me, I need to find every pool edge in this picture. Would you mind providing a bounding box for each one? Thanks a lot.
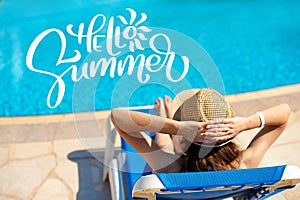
[0,83,299,125]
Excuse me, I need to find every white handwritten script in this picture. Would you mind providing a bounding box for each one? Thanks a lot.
[26,8,190,108]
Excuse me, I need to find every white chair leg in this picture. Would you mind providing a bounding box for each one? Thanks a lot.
[116,152,125,200]
[109,154,125,200]
[103,114,117,181]
[109,159,119,200]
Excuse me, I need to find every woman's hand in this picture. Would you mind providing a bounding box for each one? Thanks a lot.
[204,117,248,141]
[177,121,215,143]
[175,117,249,144]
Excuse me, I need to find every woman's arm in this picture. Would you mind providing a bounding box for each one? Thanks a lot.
[111,108,215,143]
[242,103,290,168]
[111,108,178,135]
[111,108,182,172]
[206,103,291,168]
[111,108,209,172]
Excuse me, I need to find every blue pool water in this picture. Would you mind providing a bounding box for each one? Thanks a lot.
[1,0,300,116]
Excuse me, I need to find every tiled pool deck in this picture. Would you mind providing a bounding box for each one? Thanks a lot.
[0,84,300,200]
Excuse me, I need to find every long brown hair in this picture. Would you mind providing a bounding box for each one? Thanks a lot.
[181,141,242,172]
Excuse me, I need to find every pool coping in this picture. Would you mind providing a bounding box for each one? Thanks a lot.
[0,83,299,125]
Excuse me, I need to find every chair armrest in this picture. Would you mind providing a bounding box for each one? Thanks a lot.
[132,165,300,200]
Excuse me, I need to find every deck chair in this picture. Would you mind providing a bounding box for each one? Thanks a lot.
[102,106,300,200]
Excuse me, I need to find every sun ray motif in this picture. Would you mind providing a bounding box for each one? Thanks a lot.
[134,39,144,50]
[138,33,147,41]
[126,8,137,25]
[117,15,128,25]
[135,13,147,26]
[117,8,152,52]
[129,41,135,52]
[137,26,151,32]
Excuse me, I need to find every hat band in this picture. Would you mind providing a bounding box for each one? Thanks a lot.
[192,139,233,148]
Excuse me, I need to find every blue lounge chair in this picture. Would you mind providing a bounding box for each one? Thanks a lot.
[103,106,300,200]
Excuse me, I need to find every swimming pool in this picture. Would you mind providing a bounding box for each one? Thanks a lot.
[1,0,300,116]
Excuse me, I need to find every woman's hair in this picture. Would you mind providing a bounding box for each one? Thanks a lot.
[181,141,242,172]
[171,88,242,172]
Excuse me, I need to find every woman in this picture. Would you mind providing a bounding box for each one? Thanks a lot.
[111,88,290,173]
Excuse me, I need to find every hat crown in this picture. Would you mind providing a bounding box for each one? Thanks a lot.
[172,88,234,122]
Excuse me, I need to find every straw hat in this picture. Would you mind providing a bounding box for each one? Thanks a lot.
[172,88,234,122]
[172,88,235,148]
